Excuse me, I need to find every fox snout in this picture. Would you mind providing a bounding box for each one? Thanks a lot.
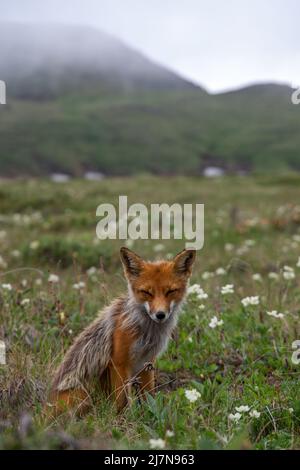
[143,301,176,323]
[155,311,166,321]
[147,307,169,323]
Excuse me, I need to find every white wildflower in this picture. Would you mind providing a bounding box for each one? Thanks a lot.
[283,266,295,280]
[20,298,30,307]
[249,410,261,418]
[11,250,21,258]
[1,283,12,291]
[35,278,42,286]
[166,430,175,438]
[188,284,208,300]
[252,273,262,282]
[184,389,201,403]
[216,267,226,276]
[29,240,39,250]
[288,408,294,414]
[48,274,59,283]
[197,289,208,300]
[199,304,205,310]
[187,284,202,295]
[241,296,260,307]
[267,310,284,319]
[87,266,97,276]
[229,412,242,422]
[21,279,27,288]
[235,405,250,413]
[268,272,279,280]
[202,271,214,280]
[221,284,234,295]
[73,281,86,290]
[149,438,166,450]
[209,316,224,329]
[225,243,234,252]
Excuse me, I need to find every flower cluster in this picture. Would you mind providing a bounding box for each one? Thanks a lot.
[209,316,224,329]
[267,310,284,319]
[184,389,201,403]
[73,281,86,290]
[241,296,260,307]
[221,284,234,295]
[229,405,261,422]
[282,266,295,280]
[187,284,208,300]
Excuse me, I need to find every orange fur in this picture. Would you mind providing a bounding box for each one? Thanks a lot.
[46,389,90,418]
[49,248,196,416]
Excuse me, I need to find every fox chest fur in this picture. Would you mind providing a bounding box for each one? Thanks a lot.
[122,300,180,376]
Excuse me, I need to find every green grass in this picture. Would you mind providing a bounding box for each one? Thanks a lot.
[0,84,300,176]
[0,175,300,449]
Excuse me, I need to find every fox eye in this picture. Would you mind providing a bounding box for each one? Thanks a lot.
[140,289,153,297]
[166,288,178,296]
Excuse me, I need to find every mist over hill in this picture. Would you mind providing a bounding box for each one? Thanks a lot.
[0,22,298,176]
[0,22,199,99]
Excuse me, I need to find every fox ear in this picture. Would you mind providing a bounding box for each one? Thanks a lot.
[120,247,144,278]
[173,249,196,276]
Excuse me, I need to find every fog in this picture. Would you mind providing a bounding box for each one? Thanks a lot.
[0,22,197,98]
[1,0,299,92]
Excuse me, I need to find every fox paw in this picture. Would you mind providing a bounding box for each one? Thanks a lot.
[144,361,154,371]
[128,376,142,387]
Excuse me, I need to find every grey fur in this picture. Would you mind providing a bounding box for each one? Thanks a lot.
[52,298,122,392]
[121,293,185,375]
[52,291,186,392]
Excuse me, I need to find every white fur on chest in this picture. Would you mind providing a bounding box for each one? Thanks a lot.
[123,297,182,378]
[131,337,169,375]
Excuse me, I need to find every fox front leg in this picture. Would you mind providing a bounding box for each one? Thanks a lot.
[109,363,132,412]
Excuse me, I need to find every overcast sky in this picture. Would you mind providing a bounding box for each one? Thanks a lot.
[1,0,299,92]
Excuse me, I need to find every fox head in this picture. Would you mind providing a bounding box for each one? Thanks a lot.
[120,247,196,323]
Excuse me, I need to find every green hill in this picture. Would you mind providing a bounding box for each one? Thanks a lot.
[0,23,299,176]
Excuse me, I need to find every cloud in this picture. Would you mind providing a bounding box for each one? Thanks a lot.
[1,0,299,92]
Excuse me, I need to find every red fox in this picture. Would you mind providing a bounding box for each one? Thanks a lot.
[49,247,196,415]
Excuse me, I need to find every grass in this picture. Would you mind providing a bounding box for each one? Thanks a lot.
[1,84,300,177]
[0,174,300,450]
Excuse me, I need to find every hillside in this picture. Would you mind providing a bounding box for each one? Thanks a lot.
[0,23,299,176]
[0,22,198,99]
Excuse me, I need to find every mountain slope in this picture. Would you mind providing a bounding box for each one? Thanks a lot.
[0,23,299,176]
[0,22,199,99]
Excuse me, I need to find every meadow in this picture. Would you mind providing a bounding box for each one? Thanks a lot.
[0,174,300,450]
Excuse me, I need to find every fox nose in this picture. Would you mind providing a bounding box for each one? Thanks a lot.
[156,311,166,321]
